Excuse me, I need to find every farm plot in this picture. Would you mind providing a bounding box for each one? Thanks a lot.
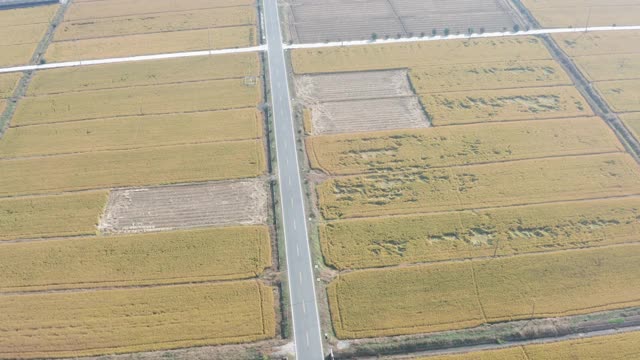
[421,331,640,359]
[554,31,640,57]
[27,52,260,95]
[0,109,263,158]
[328,244,640,338]
[285,0,518,43]
[100,179,267,233]
[622,112,640,140]
[65,0,254,21]
[0,191,107,241]
[595,80,640,113]
[13,78,261,126]
[574,53,640,82]
[0,140,265,197]
[296,69,428,134]
[320,197,640,269]
[0,72,20,99]
[521,0,640,28]
[409,60,571,93]
[0,281,275,359]
[307,117,621,175]
[46,26,256,62]
[318,153,640,219]
[55,6,256,41]
[0,4,57,66]
[291,37,552,74]
[421,86,592,125]
[0,226,271,291]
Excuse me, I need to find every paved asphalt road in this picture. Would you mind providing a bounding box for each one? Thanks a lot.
[263,0,325,359]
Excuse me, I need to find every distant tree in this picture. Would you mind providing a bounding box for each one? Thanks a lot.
[38,58,46,65]
[444,28,450,36]
[513,24,520,32]
[420,31,426,37]
[408,32,414,38]
[396,32,402,39]
[371,32,378,41]
[468,27,474,35]
[432,29,437,36]
[503,26,508,32]
[479,27,485,34]
[384,34,390,39]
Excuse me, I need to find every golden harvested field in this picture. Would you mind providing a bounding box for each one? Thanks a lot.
[56,6,255,41]
[0,281,275,359]
[0,99,6,114]
[421,331,640,359]
[595,80,640,113]
[0,140,265,196]
[307,117,621,175]
[574,53,640,82]
[522,0,640,28]
[420,347,527,360]
[318,153,640,220]
[14,78,261,126]
[0,4,57,26]
[328,245,640,338]
[621,112,640,140]
[0,23,49,46]
[0,191,108,241]
[0,43,38,67]
[65,0,254,21]
[291,37,552,74]
[321,197,640,269]
[554,31,640,57]
[0,226,271,291]
[409,60,571,93]
[524,331,640,359]
[28,52,260,95]
[0,73,20,98]
[46,26,256,62]
[0,109,263,158]
[421,86,592,125]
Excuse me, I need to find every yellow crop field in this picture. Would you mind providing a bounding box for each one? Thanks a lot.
[0,4,57,26]
[421,86,592,125]
[321,197,640,269]
[574,53,640,81]
[621,112,640,141]
[0,23,48,46]
[328,245,640,338]
[595,80,640,113]
[0,109,263,158]
[420,347,527,360]
[0,191,108,241]
[410,60,571,93]
[0,43,38,67]
[291,37,552,74]
[56,6,256,41]
[0,140,265,196]
[318,153,640,219]
[0,99,6,114]
[554,31,640,57]
[0,226,271,291]
[28,52,260,95]
[307,117,621,175]
[46,26,256,62]
[524,331,640,359]
[14,78,262,126]
[65,0,254,21]
[0,281,275,359]
[0,73,20,98]
[522,1,640,28]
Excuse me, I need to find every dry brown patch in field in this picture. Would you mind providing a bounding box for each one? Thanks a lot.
[296,70,428,134]
[99,179,267,234]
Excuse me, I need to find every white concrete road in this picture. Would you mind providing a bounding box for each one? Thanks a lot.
[263,0,325,359]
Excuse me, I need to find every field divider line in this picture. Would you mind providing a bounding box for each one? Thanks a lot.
[285,25,640,50]
[0,45,267,74]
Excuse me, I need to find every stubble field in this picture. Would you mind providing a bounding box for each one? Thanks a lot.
[0,4,57,66]
[521,0,640,28]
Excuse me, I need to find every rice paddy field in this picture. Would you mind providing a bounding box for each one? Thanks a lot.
[521,0,640,28]
[47,0,258,61]
[292,34,640,346]
[0,4,57,66]
[0,47,278,356]
[419,331,640,359]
